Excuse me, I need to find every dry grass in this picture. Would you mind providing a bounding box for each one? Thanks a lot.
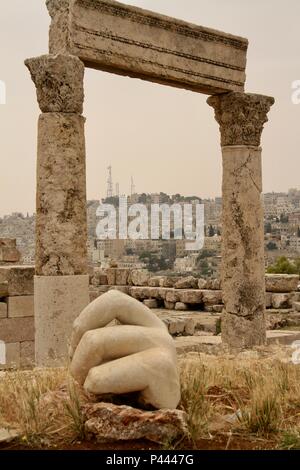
[0,345,299,449]
[0,368,88,447]
[179,347,300,447]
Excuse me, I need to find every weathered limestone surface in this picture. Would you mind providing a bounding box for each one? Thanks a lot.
[109,286,129,295]
[46,0,247,94]
[0,266,34,296]
[174,276,198,289]
[178,289,203,304]
[158,310,219,336]
[175,302,188,311]
[294,302,300,312]
[0,247,20,263]
[83,402,188,443]
[265,274,299,293]
[0,239,21,263]
[25,54,84,113]
[198,278,208,289]
[91,269,108,286]
[208,92,275,147]
[89,286,110,302]
[0,317,34,343]
[205,278,222,290]
[148,276,163,287]
[1,282,9,297]
[20,341,35,367]
[7,296,34,318]
[265,292,273,308]
[35,113,88,276]
[106,268,116,286]
[130,269,150,286]
[46,0,71,53]
[35,275,89,366]
[0,303,7,318]
[272,294,291,309]
[0,343,21,370]
[159,277,176,288]
[207,92,274,349]
[0,239,16,248]
[220,146,267,348]
[0,428,20,443]
[25,49,89,366]
[165,290,180,303]
[70,290,180,409]
[115,268,130,286]
[0,340,35,369]
[202,290,223,306]
[6,343,21,368]
[143,299,158,309]
[164,301,175,310]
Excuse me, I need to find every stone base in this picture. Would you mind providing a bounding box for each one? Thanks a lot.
[83,402,188,444]
[34,275,89,366]
[221,311,266,349]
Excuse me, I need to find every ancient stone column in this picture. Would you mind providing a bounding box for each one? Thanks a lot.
[207,92,274,349]
[25,54,90,365]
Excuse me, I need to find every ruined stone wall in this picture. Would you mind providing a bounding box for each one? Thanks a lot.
[89,268,299,307]
[0,238,21,265]
[0,265,35,369]
[1,264,299,368]
[89,269,300,336]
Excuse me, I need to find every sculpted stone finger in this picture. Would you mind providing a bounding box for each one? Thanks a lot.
[84,347,181,410]
[70,290,165,356]
[70,325,176,385]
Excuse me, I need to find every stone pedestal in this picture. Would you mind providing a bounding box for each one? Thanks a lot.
[208,92,274,349]
[35,275,89,366]
[25,54,89,365]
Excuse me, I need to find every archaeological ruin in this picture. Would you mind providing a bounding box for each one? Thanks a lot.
[21,0,277,365]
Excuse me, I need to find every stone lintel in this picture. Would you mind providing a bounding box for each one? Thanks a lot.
[46,0,248,95]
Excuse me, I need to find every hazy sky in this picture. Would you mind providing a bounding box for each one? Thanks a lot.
[0,0,300,216]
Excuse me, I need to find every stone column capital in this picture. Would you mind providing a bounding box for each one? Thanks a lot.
[207,92,274,147]
[25,53,84,113]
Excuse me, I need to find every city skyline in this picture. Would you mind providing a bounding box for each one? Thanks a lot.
[1,0,300,216]
[1,186,300,218]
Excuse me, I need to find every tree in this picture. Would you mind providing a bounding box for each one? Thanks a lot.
[139,251,152,260]
[159,192,170,204]
[103,196,119,207]
[198,259,210,276]
[266,241,277,251]
[280,213,288,224]
[139,251,171,272]
[208,225,215,237]
[138,193,148,204]
[267,256,299,275]
[172,193,181,202]
[297,226,300,238]
[265,222,272,234]
[196,250,217,263]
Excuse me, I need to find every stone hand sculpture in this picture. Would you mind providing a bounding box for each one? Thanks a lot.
[69,290,180,410]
